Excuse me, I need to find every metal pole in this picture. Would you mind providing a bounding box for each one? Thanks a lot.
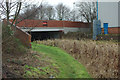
[73,2,76,21]
[0,15,2,80]
[97,0,98,20]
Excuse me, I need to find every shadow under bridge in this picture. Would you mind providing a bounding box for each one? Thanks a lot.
[28,29,64,41]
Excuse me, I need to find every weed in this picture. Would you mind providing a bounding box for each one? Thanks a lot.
[7,59,10,62]
[24,70,33,77]
[24,65,56,78]
[7,59,23,65]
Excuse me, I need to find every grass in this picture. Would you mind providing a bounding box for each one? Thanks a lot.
[22,50,60,78]
[31,42,91,78]
[24,65,52,77]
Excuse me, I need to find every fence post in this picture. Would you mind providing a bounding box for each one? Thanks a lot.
[0,16,2,79]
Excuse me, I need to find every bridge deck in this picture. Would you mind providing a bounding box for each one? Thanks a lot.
[31,29,64,32]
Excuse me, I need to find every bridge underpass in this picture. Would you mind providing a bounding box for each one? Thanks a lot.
[26,29,64,41]
[30,31,62,41]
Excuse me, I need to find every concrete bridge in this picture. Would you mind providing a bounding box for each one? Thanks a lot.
[10,19,92,41]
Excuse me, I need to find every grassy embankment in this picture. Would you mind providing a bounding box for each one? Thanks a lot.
[31,42,91,78]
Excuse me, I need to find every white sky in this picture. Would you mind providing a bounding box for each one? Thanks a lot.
[25,0,120,9]
[29,0,79,9]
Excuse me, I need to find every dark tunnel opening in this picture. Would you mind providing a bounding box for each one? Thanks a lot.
[28,31,62,41]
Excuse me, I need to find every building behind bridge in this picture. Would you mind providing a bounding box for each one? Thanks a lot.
[98,2,120,34]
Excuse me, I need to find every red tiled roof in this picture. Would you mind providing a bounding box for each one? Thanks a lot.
[9,19,91,28]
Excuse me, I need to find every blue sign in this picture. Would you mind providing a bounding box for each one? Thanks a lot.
[104,23,108,34]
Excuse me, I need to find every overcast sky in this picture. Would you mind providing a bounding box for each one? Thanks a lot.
[25,0,119,9]
[29,0,79,9]
[44,0,78,7]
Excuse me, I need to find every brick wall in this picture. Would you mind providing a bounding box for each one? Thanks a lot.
[11,19,91,28]
[12,26,31,48]
[108,27,120,34]
[102,27,120,34]
[3,20,31,48]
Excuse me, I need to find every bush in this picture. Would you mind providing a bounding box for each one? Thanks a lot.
[61,32,92,40]
[61,32,119,42]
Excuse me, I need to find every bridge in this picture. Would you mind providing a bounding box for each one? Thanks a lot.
[10,19,92,41]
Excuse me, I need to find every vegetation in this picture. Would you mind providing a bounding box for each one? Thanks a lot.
[24,65,57,78]
[2,23,26,55]
[32,42,91,78]
[61,32,119,42]
[2,22,58,78]
[3,41,60,78]
[36,39,119,78]
[76,2,97,23]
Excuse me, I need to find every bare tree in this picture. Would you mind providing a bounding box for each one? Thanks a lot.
[1,0,43,44]
[45,5,55,20]
[64,8,71,21]
[68,9,79,21]
[0,0,23,54]
[55,3,70,20]
[77,2,97,23]
[19,4,39,19]
[70,9,76,21]
[37,3,47,20]
[1,0,22,43]
[0,0,22,26]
